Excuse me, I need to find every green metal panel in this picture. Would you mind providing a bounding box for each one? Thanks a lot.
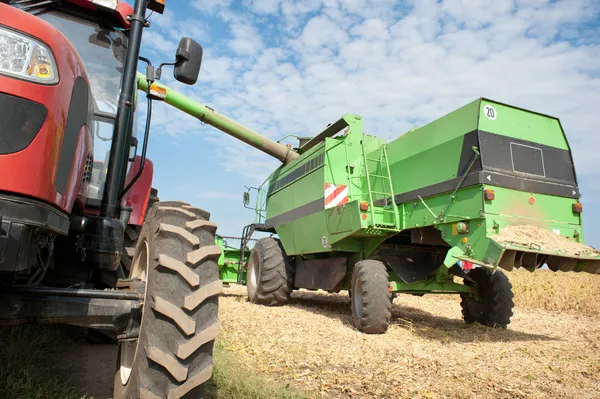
[216,236,247,284]
[477,99,569,150]
[266,157,325,217]
[267,143,326,199]
[388,270,474,295]
[268,113,391,256]
[327,200,360,237]
[278,212,330,255]
[386,99,480,196]
[483,186,580,226]
[401,186,484,228]
[437,217,489,260]
[431,187,598,271]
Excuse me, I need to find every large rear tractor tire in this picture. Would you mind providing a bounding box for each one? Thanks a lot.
[246,237,294,306]
[350,260,391,334]
[113,201,222,399]
[460,266,514,328]
[121,188,159,274]
[120,225,140,273]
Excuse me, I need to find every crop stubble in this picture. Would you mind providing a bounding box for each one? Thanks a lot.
[218,270,600,399]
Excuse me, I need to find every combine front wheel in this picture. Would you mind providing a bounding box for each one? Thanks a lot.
[113,201,222,399]
[246,237,294,306]
[350,260,391,334]
[460,267,514,328]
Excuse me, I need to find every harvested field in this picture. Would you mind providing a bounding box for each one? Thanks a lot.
[219,269,600,399]
[508,268,600,315]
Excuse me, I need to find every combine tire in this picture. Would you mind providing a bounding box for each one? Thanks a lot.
[113,201,222,399]
[460,266,514,328]
[247,237,294,306]
[350,260,391,334]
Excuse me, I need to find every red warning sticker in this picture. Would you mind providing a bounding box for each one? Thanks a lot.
[324,183,349,209]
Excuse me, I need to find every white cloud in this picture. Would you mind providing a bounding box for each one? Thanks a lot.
[441,0,515,29]
[228,23,265,55]
[246,0,281,14]
[191,0,233,15]
[350,18,390,41]
[298,15,349,49]
[143,30,178,54]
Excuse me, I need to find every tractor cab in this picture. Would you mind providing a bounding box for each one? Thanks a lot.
[17,2,137,208]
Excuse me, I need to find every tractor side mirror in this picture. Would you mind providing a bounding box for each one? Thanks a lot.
[243,192,250,207]
[174,37,203,85]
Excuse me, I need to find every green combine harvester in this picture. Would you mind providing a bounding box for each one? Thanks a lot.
[140,76,599,334]
[215,235,251,285]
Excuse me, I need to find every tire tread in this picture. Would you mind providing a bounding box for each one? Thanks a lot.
[114,202,220,399]
[351,260,391,334]
[249,237,294,306]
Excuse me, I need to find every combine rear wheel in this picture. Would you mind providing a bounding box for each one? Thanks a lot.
[350,260,391,334]
[460,267,514,328]
[247,237,294,306]
[113,201,222,399]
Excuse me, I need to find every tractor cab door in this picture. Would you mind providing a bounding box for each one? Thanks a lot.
[86,99,139,208]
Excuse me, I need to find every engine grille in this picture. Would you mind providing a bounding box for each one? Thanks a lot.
[82,153,93,183]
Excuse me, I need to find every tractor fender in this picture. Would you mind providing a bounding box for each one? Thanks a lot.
[121,156,154,226]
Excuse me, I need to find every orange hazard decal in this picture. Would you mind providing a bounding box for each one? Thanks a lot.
[324,183,349,209]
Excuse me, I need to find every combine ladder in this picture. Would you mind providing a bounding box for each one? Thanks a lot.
[360,142,400,230]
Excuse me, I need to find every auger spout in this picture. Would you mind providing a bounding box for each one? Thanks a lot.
[137,74,299,164]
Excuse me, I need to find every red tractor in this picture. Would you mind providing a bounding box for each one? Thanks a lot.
[0,1,221,397]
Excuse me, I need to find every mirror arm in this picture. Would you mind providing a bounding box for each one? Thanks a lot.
[156,60,177,80]
[139,56,157,82]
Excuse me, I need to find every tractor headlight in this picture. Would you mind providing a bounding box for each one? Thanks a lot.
[0,27,58,84]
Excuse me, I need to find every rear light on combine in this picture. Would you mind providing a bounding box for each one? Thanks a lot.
[359,201,369,211]
[484,189,495,200]
[573,203,583,213]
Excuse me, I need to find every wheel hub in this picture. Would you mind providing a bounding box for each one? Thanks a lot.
[247,250,259,299]
[352,278,362,318]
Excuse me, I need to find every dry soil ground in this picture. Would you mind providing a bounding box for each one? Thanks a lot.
[218,270,600,399]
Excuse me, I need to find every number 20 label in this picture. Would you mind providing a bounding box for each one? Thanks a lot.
[484,104,497,120]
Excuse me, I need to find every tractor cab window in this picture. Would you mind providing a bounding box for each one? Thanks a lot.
[36,10,126,114]
[35,9,133,205]
[86,105,139,205]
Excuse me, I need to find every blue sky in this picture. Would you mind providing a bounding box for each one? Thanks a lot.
[128,0,600,248]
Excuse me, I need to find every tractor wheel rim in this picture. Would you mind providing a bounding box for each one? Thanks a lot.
[352,278,362,318]
[247,251,259,298]
[120,240,149,385]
